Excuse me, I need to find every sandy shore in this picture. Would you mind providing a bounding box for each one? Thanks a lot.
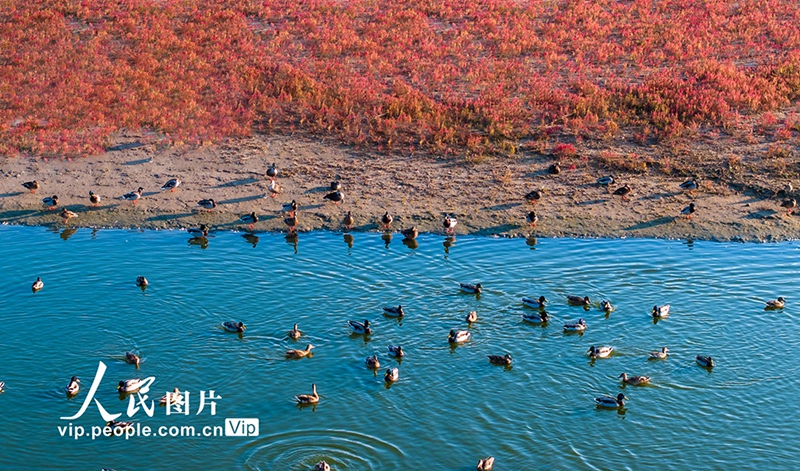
[1,132,798,242]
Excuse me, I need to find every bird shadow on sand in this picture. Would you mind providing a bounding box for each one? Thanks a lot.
[218,195,265,205]
[122,158,152,166]
[109,142,146,152]
[304,186,331,195]
[146,213,194,222]
[215,178,260,188]
[483,202,521,211]
[743,209,779,219]
[299,203,325,211]
[0,209,39,221]
[575,199,606,206]
[624,216,676,231]
[473,224,521,235]
[142,191,161,197]
[0,191,25,198]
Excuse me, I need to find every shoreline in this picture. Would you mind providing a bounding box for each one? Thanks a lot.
[2,133,799,243]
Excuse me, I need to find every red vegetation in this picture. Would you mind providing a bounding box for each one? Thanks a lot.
[2,0,800,157]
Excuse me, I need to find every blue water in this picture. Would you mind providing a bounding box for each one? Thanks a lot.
[0,225,799,470]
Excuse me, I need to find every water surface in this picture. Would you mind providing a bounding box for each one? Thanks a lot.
[1,226,798,470]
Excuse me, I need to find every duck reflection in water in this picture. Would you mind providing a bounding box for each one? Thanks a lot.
[343,233,354,249]
[188,236,209,250]
[443,236,456,254]
[286,232,298,254]
[242,233,259,248]
[526,235,537,249]
[381,232,392,249]
[60,228,77,241]
[402,238,419,250]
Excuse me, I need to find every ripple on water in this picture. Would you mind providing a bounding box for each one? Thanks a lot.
[242,429,404,471]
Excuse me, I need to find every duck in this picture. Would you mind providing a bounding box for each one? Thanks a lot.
[384,367,399,382]
[266,162,278,180]
[65,376,80,396]
[488,354,512,365]
[89,191,101,206]
[652,304,670,318]
[282,200,298,215]
[330,180,342,191]
[696,355,715,368]
[526,211,539,227]
[136,276,148,287]
[387,345,405,357]
[239,212,259,229]
[365,355,381,369]
[563,318,587,331]
[595,392,628,408]
[286,344,314,358]
[161,178,181,192]
[680,202,696,219]
[443,214,458,234]
[765,296,786,309]
[476,456,495,470]
[343,211,355,230]
[159,387,184,405]
[649,347,669,360]
[121,187,144,203]
[613,184,632,200]
[187,224,209,238]
[22,180,39,193]
[284,214,298,232]
[125,352,141,368]
[619,372,650,385]
[383,305,405,317]
[522,296,548,309]
[525,189,542,204]
[596,175,615,187]
[567,295,590,306]
[288,323,301,340]
[222,321,246,333]
[323,190,344,204]
[31,277,44,291]
[401,227,418,240]
[460,282,482,294]
[679,178,699,194]
[348,319,372,335]
[105,420,134,431]
[587,346,614,359]
[117,379,145,393]
[465,310,478,323]
[548,163,561,175]
[777,182,794,199]
[315,461,330,471]
[600,300,613,312]
[42,195,58,209]
[448,329,471,343]
[781,198,796,214]
[0,381,4,392]
[381,211,393,229]
[294,383,319,404]
[522,310,549,323]
[197,198,217,210]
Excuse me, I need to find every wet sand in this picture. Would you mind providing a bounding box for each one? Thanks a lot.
[1,133,798,242]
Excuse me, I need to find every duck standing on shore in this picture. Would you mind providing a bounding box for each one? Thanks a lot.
[323,190,344,204]
[381,211,393,229]
[613,184,632,200]
[781,198,796,215]
[42,195,58,210]
[161,178,181,192]
[596,175,615,188]
[343,211,355,230]
[197,198,217,210]
[267,162,278,181]
[89,191,101,206]
[22,180,39,193]
[121,187,143,204]
[284,213,299,233]
[680,202,696,219]
[443,214,458,234]
[239,212,259,230]
[60,208,77,223]
[526,211,538,227]
[267,179,280,198]
[282,200,298,215]
[680,178,699,195]
[525,189,542,204]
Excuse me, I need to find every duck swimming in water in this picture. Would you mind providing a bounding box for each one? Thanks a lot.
[563,318,586,331]
[294,383,319,404]
[365,355,380,369]
[567,295,590,306]
[125,352,141,368]
[117,379,145,393]
[384,367,399,382]
[187,224,209,238]
[348,319,372,335]
[315,461,330,471]
[285,344,314,358]
[487,354,512,365]
[652,304,670,318]
[288,323,301,340]
[401,227,418,240]
[595,392,628,408]
[522,296,548,309]
[460,283,482,294]
[587,346,613,359]
[448,329,471,343]
[160,387,184,405]
[222,321,246,333]
[600,300,613,312]
[65,376,80,396]
[522,310,549,323]
[465,311,478,323]
[649,347,669,360]
[476,456,495,470]
[696,355,715,368]
[387,345,405,357]
[31,277,44,291]
[136,276,148,287]
[765,297,786,309]
[383,305,405,317]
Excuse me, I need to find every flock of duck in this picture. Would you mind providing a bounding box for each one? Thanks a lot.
[10,163,792,471]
